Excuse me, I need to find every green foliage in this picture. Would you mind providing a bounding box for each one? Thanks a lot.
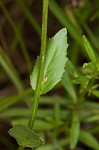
[49,0,83,47]
[9,124,43,149]
[83,35,96,62]
[0,0,99,150]
[11,119,53,130]
[62,70,77,103]
[79,130,99,149]
[0,0,32,72]
[91,90,99,98]
[15,0,41,36]
[30,28,68,94]
[0,88,32,112]
[70,112,80,149]
[0,47,23,92]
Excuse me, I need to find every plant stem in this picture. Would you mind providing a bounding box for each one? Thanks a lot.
[17,0,48,149]
[28,0,48,129]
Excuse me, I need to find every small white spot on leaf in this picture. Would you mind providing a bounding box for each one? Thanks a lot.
[42,75,48,85]
[42,56,44,62]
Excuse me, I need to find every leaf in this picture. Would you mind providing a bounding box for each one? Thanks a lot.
[79,130,99,150]
[70,112,80,149]
[54,102,61,123]
[30,28,68,94]
[9,124,43,149]
[83,35,96,62]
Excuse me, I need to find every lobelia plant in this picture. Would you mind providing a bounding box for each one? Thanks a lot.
[8,0,68,149]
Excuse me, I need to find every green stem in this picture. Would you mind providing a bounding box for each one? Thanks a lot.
[28,0,48,129]
[17,0,48,149]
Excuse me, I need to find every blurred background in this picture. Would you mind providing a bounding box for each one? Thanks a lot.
[0,0,99,149]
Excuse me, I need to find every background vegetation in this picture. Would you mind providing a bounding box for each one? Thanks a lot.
[0,0,99,149]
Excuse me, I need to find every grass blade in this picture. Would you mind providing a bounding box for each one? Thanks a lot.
[49,0,83,47]
[0,88,32,112]
[10,0,36,52]
[79,130,99,149]
[15,0,41,36]
[83,35,96,62]
[62,70,77,103]
[0,0,32,72]
[0,47,23,92]
[83,23,99,50]
[70,112,80,149]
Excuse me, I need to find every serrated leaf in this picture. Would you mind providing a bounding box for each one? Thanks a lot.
[83,36,96,62]
[70,112,80,149]
[30,28,68,94]
[9,124,43,149]
[79,130,99,149]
